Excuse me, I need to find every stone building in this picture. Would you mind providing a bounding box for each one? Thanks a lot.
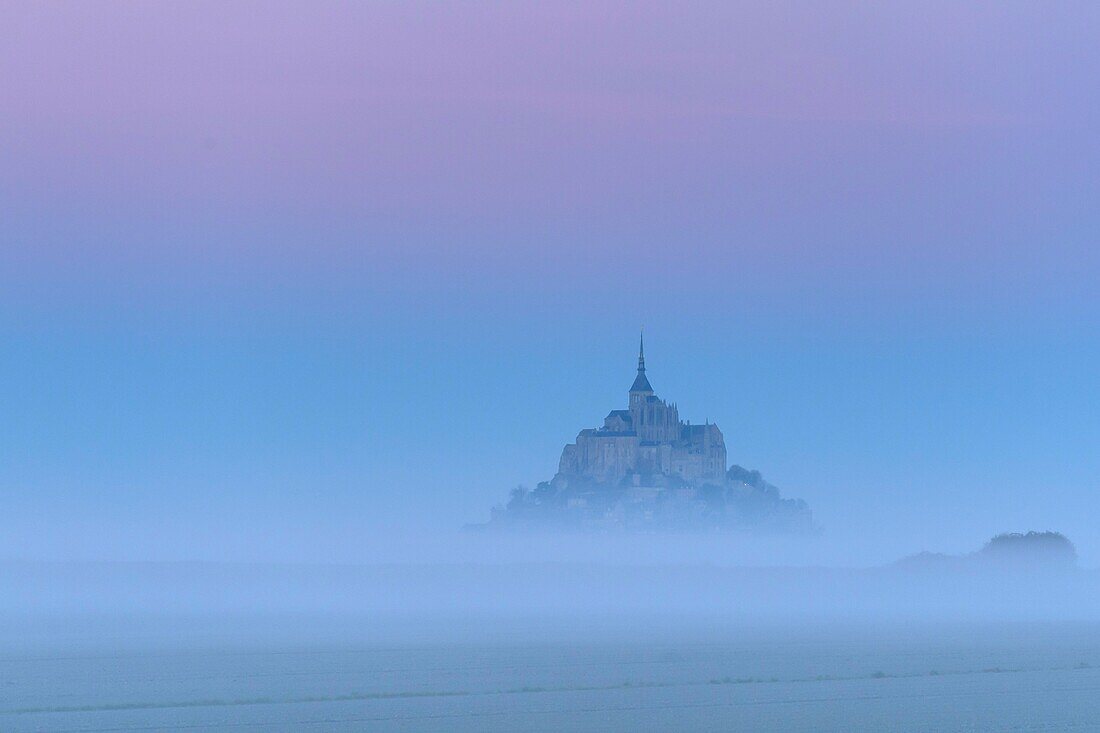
[482,334,813,533]
[554,335,727,490]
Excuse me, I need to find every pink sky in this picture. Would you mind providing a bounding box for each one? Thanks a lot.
[1,1,1097,301]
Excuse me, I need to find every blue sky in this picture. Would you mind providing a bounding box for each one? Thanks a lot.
[2,1,1099,564]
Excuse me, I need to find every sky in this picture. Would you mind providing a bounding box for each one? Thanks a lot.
[1,1,1098,566]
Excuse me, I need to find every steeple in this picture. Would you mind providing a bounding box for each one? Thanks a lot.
[629,330,653,394]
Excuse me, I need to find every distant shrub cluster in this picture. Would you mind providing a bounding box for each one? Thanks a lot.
[895,530,1078,571]
[980,531,1077,565]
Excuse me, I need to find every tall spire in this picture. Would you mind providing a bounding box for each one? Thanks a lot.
[630,329,653,394]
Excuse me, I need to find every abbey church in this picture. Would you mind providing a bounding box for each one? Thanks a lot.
[555,335,727,489]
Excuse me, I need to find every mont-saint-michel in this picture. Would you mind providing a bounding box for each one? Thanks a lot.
[485,335,812,532]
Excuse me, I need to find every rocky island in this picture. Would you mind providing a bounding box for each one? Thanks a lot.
[483,335,812,532]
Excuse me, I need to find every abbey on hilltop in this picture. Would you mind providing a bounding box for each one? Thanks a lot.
[556,334,727,489]
[484,335,812,532]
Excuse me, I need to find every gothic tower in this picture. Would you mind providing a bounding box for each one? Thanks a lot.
[628,331,654,410]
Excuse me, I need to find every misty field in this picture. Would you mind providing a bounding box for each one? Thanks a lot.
[4,619,1100,732]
